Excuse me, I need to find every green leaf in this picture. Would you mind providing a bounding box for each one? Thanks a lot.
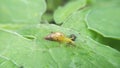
[86,1,120,40]
[0,24,120,68]
[61,7,100,45]
[0,0,46,24]
[0,56,19,68]
[62,8,93,37]
[61,2,120,50]
[54,0,87,24]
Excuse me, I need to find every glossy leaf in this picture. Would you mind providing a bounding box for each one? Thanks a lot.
[86,0,120,39]
[0,0,46,24]
[54,0,86,24]
[0,24,120,68]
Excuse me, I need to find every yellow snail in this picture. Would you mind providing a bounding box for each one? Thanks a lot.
[45,32,76,46]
